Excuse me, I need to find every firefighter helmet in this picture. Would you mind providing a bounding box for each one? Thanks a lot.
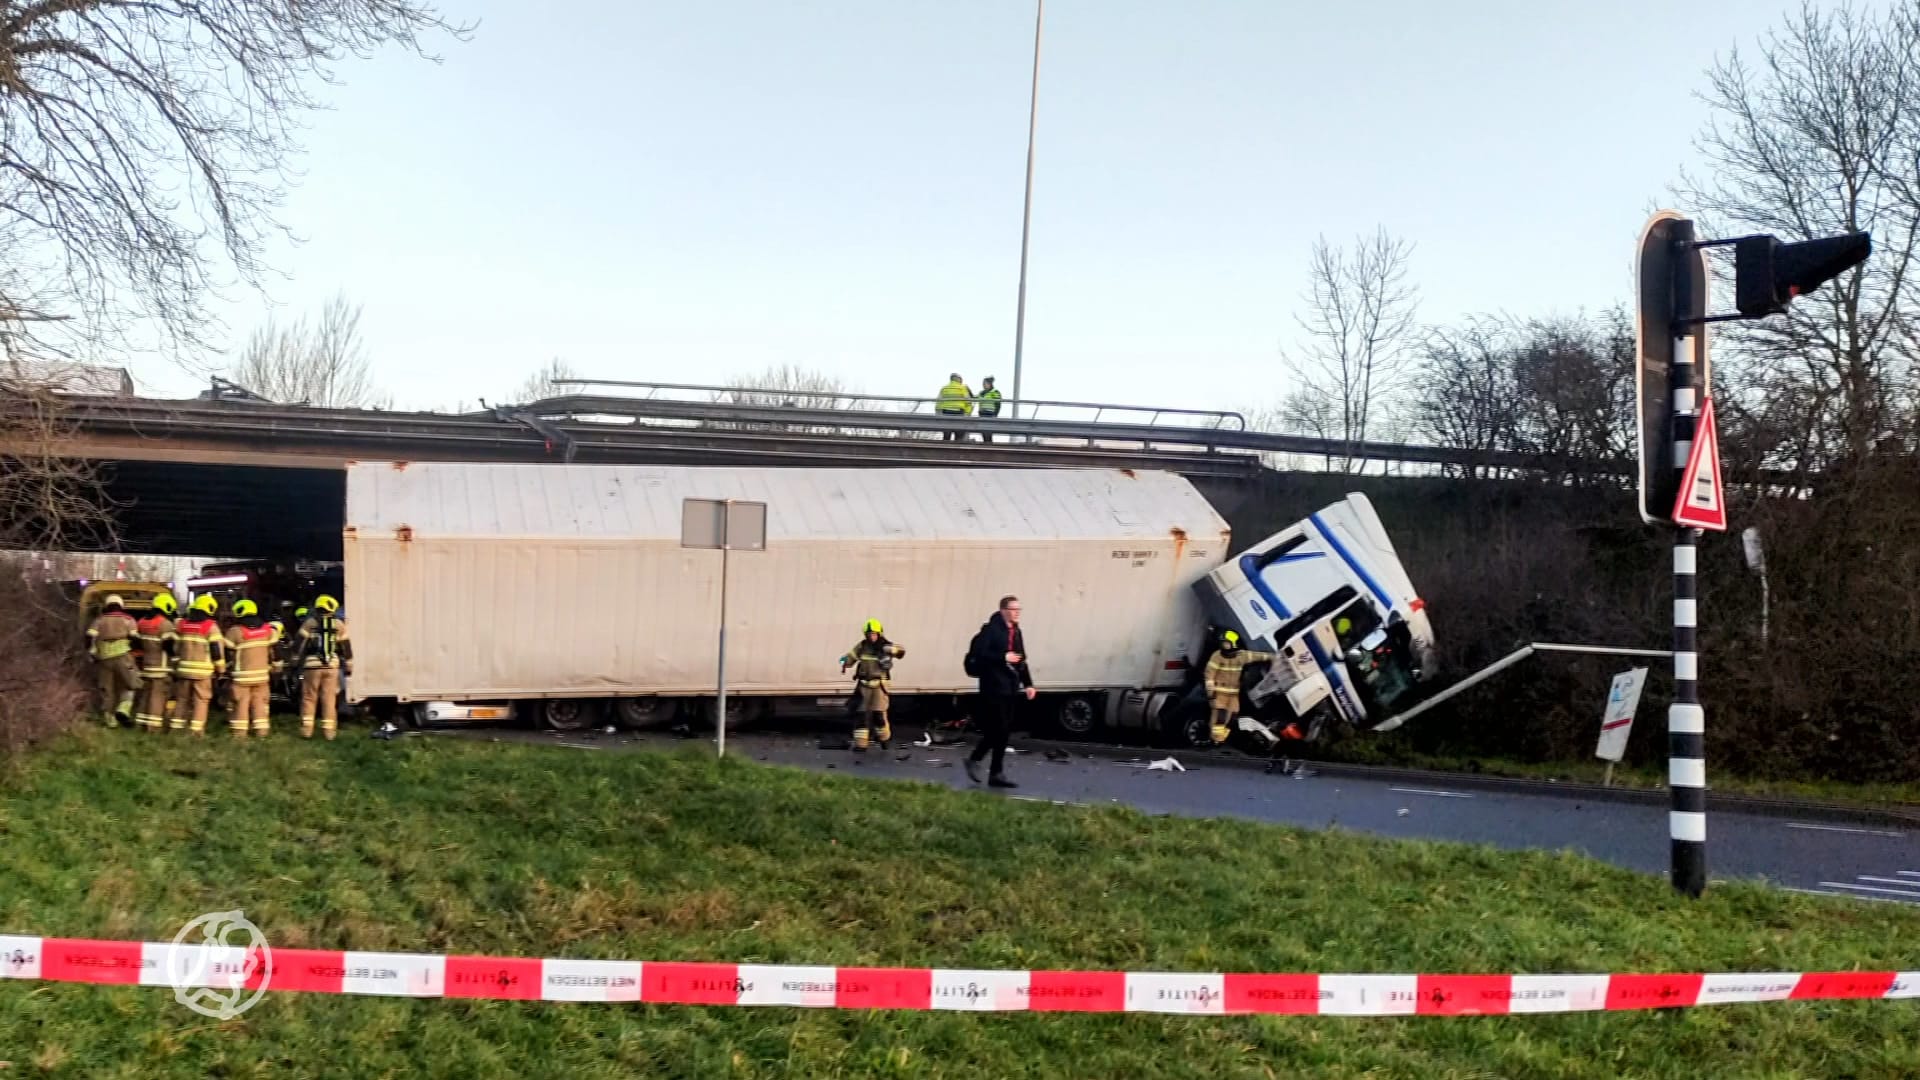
[152,593,178,615]
[1222,629,1240,647]
[864,618,883,634]
[232,599,259,618]
[191,594,218,616]
[315,595,340,613]
[104,594,125,609]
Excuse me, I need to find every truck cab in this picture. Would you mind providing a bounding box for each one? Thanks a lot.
[1193,494,1435,736]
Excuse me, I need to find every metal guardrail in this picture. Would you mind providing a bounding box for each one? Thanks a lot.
[550,378,1249,430]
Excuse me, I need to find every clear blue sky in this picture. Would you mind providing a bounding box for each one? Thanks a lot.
[138,0,1818,415]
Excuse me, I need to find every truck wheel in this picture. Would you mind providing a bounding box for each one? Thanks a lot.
[615,698,673,730]
[542,699,598,732]
[1052,695,1099,737]
[1174,705,1215,750]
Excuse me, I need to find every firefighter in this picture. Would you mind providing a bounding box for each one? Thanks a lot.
[133,593,180,733]
[223,599,280,738]
[1203,630,1275,745]
[935,373,973,441]
[172,595,226,735]
[296,595,352,740]
[85,595,141,726]
[839,619,905,751]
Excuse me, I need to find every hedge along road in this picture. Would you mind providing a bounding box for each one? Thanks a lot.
[439,727,1920,906]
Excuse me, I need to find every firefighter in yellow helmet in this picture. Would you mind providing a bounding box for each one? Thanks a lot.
[86,594,141,726]
[296,594,352,740]
[840,618,905,751]
[223,599,280,738]
[172,594,226,735]
[133,593,180,733]
[1203,630,1275,745]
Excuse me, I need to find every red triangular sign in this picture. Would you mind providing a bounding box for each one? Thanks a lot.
[1672,397,1728,531]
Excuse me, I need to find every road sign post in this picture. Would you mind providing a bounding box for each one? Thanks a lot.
[1636,211,1713,897]
[681,498,768,759]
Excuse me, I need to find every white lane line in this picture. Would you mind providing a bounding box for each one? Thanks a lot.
[1389,787,1475,799]
[1785,887,1918,905]
[1856,876,1920,888]
[1899,871,1920,878]
[1784,822,1904,839]
[1817,881,1920,899]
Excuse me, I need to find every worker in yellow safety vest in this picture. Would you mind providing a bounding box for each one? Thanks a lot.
[133,593,179,733]
[85,595,141,726]
[975,376,1003,444]
[840,619,906,751]
[223,599,280,738]
[296,594,353,740]
[935,373,973,442]
[1203,630,1276,745]
[172,595,226,735]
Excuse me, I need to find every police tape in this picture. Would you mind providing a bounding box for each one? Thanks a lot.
[1,935,1914,1015]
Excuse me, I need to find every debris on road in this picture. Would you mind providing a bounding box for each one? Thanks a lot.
[1044,748,1072,762]
[1116,756,1188,772]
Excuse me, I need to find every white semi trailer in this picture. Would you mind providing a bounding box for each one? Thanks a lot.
[344,463,1435,744]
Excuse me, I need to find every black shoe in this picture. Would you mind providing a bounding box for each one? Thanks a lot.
[988,774,1017,789]
[964,759,983,784]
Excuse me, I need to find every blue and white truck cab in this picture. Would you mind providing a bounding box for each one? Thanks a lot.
[1193,494,1436,737]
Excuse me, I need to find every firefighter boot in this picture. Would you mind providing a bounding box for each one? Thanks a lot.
[1209,708,1231,745]
[876,714,892,750]
[852,727,870,752]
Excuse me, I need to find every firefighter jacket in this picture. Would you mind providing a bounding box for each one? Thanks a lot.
[296,614,352,670]
[86,611,137,661]
[172,616,226,680]
[841,639,906,688]
[935,378,974,416]
[1204,647,1275,701]
[135,614,177,678]
[224,620,281,686]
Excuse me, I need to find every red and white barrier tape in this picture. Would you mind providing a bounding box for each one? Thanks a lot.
[2,936,1914,1015]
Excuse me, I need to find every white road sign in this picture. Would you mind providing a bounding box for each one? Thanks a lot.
[1595,668,1649,763]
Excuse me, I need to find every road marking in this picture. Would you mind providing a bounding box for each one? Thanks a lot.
[1785,887,1917,905]
[1817,881,1920,899]
[1388,787,1475,799]
[1784,822,1904,839]
[1899,871,1920,878]
[1856,875,1920,888]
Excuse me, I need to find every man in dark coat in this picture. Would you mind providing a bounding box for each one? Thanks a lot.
[965,595,1035,788]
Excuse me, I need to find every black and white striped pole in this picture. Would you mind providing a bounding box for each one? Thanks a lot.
[1666,218,1707,897]
[1634,212,1712,897]
[1635,213,1870,897]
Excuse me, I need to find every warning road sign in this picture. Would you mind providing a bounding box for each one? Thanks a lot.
[1673,397,1727,532]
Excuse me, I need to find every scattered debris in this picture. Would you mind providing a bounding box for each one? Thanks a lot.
[895,752,913,762]
[1397,808,1410,817]
[1116,756,1188,772]
[1044,748,1072,762]
[603,725,618,735]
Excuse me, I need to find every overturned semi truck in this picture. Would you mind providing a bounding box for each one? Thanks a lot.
[343,463,1437,744]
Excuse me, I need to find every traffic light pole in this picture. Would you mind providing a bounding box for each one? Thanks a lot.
[1668,223,1707,898]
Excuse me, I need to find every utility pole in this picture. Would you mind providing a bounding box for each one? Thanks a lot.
[1008,0,1043,419]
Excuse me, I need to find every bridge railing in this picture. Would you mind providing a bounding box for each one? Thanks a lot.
[547,378,1248,431]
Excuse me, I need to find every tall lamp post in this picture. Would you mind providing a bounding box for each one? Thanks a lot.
[1009,0,1043,419]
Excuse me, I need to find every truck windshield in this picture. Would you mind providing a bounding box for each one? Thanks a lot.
[1343,623,1420,717]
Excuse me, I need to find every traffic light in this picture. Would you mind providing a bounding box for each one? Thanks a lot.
[1733,232,1872,317]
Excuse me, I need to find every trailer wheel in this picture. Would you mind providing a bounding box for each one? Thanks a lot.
[615,698,674,730]
[1171,703,1215,750]
[541,698,598,732]
[1052,695,1099,737]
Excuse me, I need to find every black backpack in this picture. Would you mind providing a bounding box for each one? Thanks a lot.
[963,625,987,678]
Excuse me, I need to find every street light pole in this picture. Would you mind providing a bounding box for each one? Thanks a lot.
[1009,0,1044,419]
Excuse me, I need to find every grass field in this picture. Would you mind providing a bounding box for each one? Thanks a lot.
[1,728,1917,1078]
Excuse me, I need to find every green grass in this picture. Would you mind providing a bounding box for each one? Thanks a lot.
[1,728,1918,1078]
[1304,741,1920,808]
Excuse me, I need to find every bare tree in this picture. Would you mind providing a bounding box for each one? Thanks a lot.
[0,0,471,358]
[1676,1,1920,474]
[717,364,859,410]
[1415,318,1520,479]
[231,293,383,407]
[509,358,578,405]
[1284,229,1420,470]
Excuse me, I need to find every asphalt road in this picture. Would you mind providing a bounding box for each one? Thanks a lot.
[434,726,1920,906]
